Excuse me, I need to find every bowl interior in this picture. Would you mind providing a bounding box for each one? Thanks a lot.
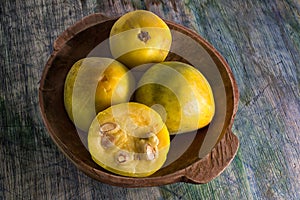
[39,16,237,185]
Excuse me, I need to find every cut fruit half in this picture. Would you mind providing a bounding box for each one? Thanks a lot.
[88,102,170,177]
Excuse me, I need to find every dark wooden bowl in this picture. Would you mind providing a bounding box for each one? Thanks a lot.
[39,13,239,187]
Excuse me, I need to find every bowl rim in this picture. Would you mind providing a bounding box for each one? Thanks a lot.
[39,13,239,187]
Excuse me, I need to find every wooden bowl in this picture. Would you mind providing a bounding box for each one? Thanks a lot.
[39,13,239,187]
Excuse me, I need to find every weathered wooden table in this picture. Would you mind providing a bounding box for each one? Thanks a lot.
[1,0,299,199]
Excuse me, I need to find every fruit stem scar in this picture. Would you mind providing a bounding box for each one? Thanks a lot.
[138,31,151,43]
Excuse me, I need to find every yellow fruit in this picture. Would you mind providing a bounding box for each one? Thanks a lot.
[64,57,135,132]
[88,102,170,177]
[109,10,172,68]
[134,61,215,134]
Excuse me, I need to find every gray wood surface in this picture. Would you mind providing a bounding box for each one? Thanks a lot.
[1,0,299,199]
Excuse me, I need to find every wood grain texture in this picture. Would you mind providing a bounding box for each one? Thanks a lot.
[1,0,299,199]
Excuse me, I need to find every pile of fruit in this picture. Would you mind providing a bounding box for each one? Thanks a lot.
[64,10,215,177]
